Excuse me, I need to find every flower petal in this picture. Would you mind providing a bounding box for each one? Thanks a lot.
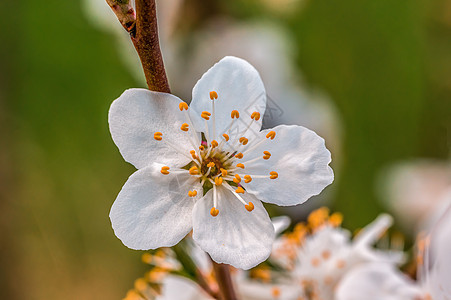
[241,125,334,206]
[189,56,266,141]
[109,88,198,169]
[335,264,423,300]
[158,275,213,300]
[192,187,275,270]
[110,165,199,250]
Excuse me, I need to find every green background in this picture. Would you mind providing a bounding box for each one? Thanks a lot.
[1,0,450,298]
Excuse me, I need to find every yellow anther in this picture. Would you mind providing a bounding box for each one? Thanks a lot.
[251,111,261,121]
[160,166,170,175]
[244,175,252,183]
[222,133,229,141]
[311,257,321,267]
[141,253,153,264]
[179,102,189,111]
[245,201,254,212]
[233,174,241,183]
[190,150,197,160]
[211,140,218,148]
[266,131,276,140]
[207,162,215,168]
[231,110,240,119]
[271,287,281,298]
[329,212,343,227]
[188,190,198,197]
[236,163,245,169]
[154,132,163,141]
[189,166,199,175]
[235,152,243,159]
[215,177,223,186]
[181,123,189,131]
[322,250,331,260]
[269,171,278,179]
[201,111,211,120]
[336,259,346,269]
[124,290,142,300]
[210,207,219,217]
[199,145,205,151]
[239,137,249,145]
[236,186,245,193]
[220,168,228,176]
[263,151,271,160]
[210,91,218,100]
[134,278,148,292]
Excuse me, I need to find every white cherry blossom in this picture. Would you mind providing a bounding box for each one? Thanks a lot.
[108,56,334,269]
[336,201,451,300]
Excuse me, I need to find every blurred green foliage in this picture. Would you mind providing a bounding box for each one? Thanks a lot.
[1,0,450,299]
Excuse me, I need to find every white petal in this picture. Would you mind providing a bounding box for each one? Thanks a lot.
[335,264,423,300]
[109,88,197,169]
[241,125,334,206]
[192,187,275,270]
[110,165,199,250]
[271,216,291,235]
[189,56,266,141]
[157,275,213,300]
[238,281,301,300]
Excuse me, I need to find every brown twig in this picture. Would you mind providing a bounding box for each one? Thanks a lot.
[211,260,238,300]
[131,0,171,93]
[105,0,136,32]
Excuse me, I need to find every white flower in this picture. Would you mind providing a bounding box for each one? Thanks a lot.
[108,56,334,269]
[247,214,404,300]
[336,201,451,300]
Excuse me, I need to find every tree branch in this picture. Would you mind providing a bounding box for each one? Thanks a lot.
[105,0,136,32]
[131,0,171,93]
[211,260,238,300]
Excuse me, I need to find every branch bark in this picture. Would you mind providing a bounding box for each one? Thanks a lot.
[105,0,136,32]
[211,260,238,300]
[131,0,170,93]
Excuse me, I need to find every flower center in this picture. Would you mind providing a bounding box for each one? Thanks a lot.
[154,91,279,217]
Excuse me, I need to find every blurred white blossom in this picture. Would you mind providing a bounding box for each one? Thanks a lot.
[378,159,451,233]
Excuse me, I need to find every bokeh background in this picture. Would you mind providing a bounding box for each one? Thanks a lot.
[1,0,451,298]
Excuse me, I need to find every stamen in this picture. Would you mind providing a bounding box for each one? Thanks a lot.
[215,177,223,186]
[236,163,245,169]
[201,111,211,120]
[245,202,254,212]
[231,110,240,119]
[235,152,243,159]
[235,186,245,194]
[220,168,228,176]
[266,131,276,140]
[188,190,197,197]
[210,207,219,217]
[251,112,261,121]
[199,145,205,151]
[160,166,170,175]
[189,166,199,175]
[210,91,218,100]
[178,102,188,111]
[207,162,215,168]
[222,133,229,141]
[223,182,247,205]
[329,212,343,227]
[190,150,198,160]
[239,137,249,145]
[180,123,189,131]
[233,174,241,183]
[154,132,163,141]
[244,175,252,183]
[270,171,278,179]
[211,140,219,148]
[263,151,271,160]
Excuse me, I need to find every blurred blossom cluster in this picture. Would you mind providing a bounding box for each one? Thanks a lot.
[378,159,451,235]
[122,207,451,300]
